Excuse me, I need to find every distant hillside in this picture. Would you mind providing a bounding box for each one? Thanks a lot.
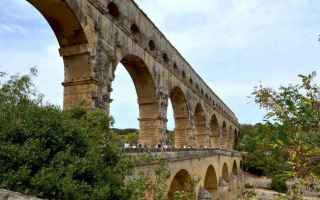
[111,128,138,135]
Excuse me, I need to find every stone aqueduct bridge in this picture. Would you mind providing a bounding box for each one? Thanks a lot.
[128,149,243,200]
[26,0,243,199]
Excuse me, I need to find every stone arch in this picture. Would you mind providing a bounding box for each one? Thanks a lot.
[232,160,238,175]
[204,165,218,196]
[194,103,208,147]
[233,128,238,149]
[228,126,233,149]
[27,0,88,47]
[168,169,193,200]
[209,114,219,148]
[240,160,244,171]
[221,121,227,149]
[107,2,121,18]
[169,87,190,148]
[112,54,160,146]
[26,0,98,110]
[221,163,229,184]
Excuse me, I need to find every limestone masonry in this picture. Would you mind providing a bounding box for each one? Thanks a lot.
[24,1,244,199]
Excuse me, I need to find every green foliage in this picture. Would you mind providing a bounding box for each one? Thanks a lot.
[241,189,257,200]
[240,72,320,194]
[271,175,288,193]
[154,161,171,200]
[111,131,139,146]
[125,176,149,200]
[0,70,135,200]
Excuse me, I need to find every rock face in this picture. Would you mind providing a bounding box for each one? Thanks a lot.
[0,190,42,200]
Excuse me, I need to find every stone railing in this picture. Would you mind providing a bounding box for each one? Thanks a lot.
[124,148,243,165]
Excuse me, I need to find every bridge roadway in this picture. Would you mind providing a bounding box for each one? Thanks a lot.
[125,148,244,200]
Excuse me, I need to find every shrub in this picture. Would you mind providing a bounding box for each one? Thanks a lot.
[271,175,288,193]
[0,70,134,200]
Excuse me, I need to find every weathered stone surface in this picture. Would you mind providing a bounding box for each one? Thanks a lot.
[133,149,244,200]
[0,190,42,200]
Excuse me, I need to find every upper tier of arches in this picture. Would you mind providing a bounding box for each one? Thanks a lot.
[25,0,239,148]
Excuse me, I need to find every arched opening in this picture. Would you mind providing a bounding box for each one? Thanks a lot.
[234,129,239,149]
[168,170,194,200]
[107,2,120,18]
[169,87,189,148]
[23,0,93,110]
[221,121,227,149]
[166,99,175,147]
[204,165,218,196]
[228,126,233,149]
[130,23,140,35]
[194,104,207,148]
[240,160,244,171]
[232,161,238,175]
[210,114,219,148]
[148,40,156,51]
[110,63,139,145]
[111,55,160,146]
[162,53,169,63]
[27,0,87,47]
[221,163,229,184]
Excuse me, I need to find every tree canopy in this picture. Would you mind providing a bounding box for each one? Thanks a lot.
[0,69,135,200]
[238,72,320,194]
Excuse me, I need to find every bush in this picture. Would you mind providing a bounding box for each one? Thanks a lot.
[271,175,288,193]
[0,70,134,200]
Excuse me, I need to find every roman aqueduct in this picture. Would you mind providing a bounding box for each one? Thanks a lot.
[23,0,244,199]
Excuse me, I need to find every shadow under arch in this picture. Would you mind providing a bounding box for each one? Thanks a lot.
[210,114,219,148]
[113,54,160,146]
[26,0,96,110]
[228,126,233,149]
[168,169,194,200]
[221,121,227,149]
[194,103,207,147]
[233,128,239,149]
[204,165,218,196]
[232,160,238,175]
[221,163,229,183]
[169,87,190,148]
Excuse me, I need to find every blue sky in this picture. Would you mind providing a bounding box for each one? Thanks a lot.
[0,0,319,129]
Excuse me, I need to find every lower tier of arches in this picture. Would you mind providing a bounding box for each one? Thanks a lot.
[133,151,244,200]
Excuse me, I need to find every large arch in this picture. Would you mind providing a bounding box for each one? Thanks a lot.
[194,103,207,147]
[26,0,96,110]
[221,121,227,149]
[228,126,233,149]
[233,128,239,149]
[168,169,194,200]
[113,55,160,146]
[210,114,219,148]
[169,87,190,148]
[27,0,87,47]
[221,163,229,184]
[204,165,218,196]
[232,160,238,176]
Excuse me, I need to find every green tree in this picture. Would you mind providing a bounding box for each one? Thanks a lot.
[240,72,320,196]
[0,70,135,200]
[252,72,320,179]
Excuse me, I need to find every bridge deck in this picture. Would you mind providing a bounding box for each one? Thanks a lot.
[124,148,243,166]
